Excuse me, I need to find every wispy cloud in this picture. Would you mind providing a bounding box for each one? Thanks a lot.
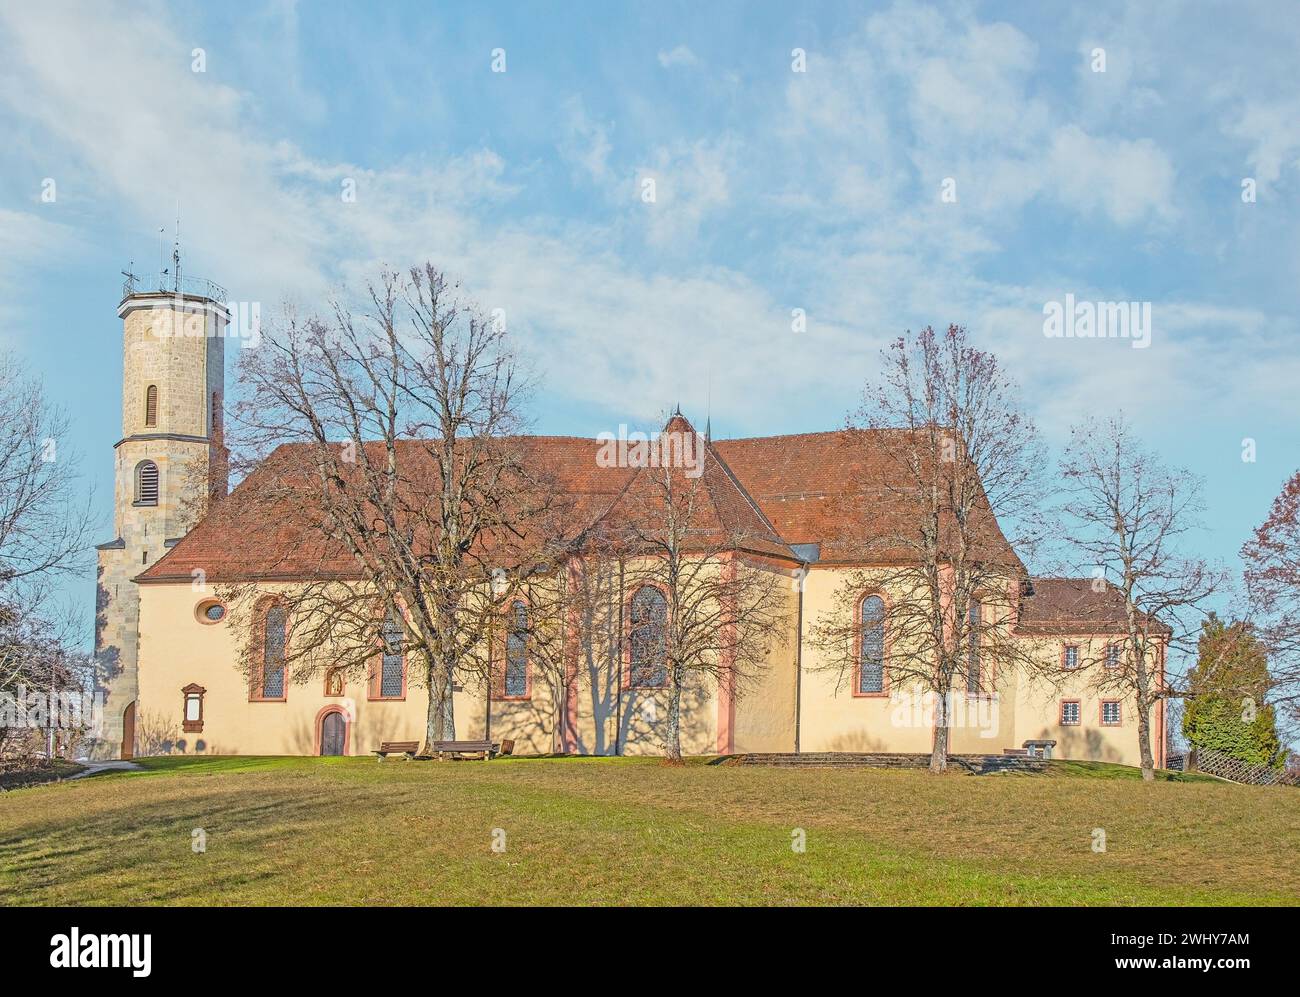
[657,44,699,69]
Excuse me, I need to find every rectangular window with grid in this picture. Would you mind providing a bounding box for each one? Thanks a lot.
[1060,700,1081,726]
[1105,643,1122,669]
[1101,700,1121,725]
[1063,644,1080,669]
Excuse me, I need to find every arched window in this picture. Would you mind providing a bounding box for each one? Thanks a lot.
[211,391,221,438]
[258,604,287,700]
[144,384,158,427]
[967,600,982,693]
[504,600,529,698]
[628,586,668,688]
[374,612,405,699]
[858,595,885,694]
[134,461,159,506]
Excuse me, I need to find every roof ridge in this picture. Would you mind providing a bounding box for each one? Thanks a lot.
[715,428,911,443]
[705,441,792,551]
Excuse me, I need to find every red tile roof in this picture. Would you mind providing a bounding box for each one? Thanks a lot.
[713,430,1022,567]
[1016,577,1171,636]
[139,422,1020,583]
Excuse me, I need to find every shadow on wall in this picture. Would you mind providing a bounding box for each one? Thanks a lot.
[1033,725,1122,762]
[93,571,122,683]
[828,730,891,752]
[603,681,713,757]
[573,602,626,755]
[482,699,557,755]
[136,706,421,758]
[285,709,422,756]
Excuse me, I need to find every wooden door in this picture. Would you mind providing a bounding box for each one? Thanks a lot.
[320,711,345,756]
[121,701,136,760]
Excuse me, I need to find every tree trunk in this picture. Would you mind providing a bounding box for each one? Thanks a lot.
[666,664,683,763]
[930,722,950,773]
[930,685,950,773]
[1137,695,1155,782]
[441,684,456,740]
[423,664,440,756]
[421,653,457,753]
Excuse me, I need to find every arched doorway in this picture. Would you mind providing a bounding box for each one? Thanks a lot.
[318,708,348,756]
[121,701,136,760]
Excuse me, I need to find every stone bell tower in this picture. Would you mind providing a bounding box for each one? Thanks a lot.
[93,267,229,759]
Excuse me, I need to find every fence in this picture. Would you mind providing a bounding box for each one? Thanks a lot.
[122,270,227,303]
[1185,747,1298,787]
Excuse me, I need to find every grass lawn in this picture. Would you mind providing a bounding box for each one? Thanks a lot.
[0,755,1295,906]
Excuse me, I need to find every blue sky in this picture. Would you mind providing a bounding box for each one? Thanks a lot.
[1,1,1298,641]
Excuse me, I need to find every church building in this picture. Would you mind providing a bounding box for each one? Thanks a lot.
[94,277,1166,767]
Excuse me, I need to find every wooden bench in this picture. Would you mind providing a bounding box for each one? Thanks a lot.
[371,740,420,762]
[1022,739,1057,759]
[429,739,514,761]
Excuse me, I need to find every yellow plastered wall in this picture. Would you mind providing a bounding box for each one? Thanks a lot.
[136,572,725,758]
[731,561,799,753]
[137,583,484,756]
[796,566,934,753]
[1010,635,1155,767]
[134,565,1158,764]
[790,566,1155,764]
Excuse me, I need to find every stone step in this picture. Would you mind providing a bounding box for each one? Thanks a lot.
[727,752,1049,774]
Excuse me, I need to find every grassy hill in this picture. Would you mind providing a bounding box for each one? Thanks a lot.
[0,755,1294,905]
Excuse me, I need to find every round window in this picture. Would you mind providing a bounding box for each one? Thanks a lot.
[196,600,226,624]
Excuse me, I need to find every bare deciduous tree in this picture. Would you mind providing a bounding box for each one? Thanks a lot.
[607,421,790,762]
[1058,414,1227,781]
[810,325,1048,773]
[0,361,96,764]
[224,264,552,752]
[1241,469,1300,741]
[0,357,96,760]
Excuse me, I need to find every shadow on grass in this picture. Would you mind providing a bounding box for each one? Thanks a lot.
[0,779,367,904]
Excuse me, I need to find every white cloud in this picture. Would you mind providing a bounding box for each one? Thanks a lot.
[1045,125,1175,225]
[560,96,613,184]
[657,45,699,69]
[1225,99,1300,189]
[635,140,732,248]
[0,0,1295,444]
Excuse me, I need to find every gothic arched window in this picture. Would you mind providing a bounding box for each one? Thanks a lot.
[257,604,287,700]
[967,600,983,693]
[628,586,668,688]
[374,612,405,700]
[504,600,529,698]
[858,595,886,694]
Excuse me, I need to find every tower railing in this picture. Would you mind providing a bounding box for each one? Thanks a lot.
[121,270,228,304]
